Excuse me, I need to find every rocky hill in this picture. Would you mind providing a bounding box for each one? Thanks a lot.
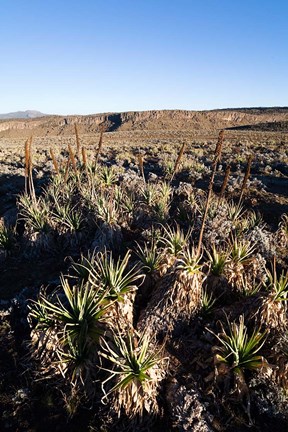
[0,107,288,137]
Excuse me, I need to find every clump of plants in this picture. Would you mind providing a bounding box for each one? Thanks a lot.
[3,128,287,431]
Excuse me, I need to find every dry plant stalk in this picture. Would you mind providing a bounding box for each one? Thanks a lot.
[81,146,90,180]
[273,255,276,281]
[138,154,145,182]
[239,155,253,203]
[197,130,224,257]
[81,146,87,167]
[49,148,59,174]
[95,126,104,165]
[29,137,36,202]
[219,165,231,199]
[68,144,77,174]
[24,138,30,194]
[74,124,80,157]
[64,157,70,183]
[171,142,186,181]
[25,136,36,201]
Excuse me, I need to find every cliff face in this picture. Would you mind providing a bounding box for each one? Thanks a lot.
[1,108,288,137]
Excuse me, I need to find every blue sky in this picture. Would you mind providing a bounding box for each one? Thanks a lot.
[0,0,287,114]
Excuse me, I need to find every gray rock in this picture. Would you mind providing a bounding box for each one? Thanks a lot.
[147,172,158,182]
[166,379,213,432]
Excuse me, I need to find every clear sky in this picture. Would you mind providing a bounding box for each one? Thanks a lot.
[0,0,287,115]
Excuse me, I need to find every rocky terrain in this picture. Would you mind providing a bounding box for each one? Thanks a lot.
[0,108,287,431]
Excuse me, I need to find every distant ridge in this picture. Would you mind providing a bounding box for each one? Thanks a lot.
[0,107,288,138]
[0,110,48,120]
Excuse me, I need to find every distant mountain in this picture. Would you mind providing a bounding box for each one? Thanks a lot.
[0,110,48,119]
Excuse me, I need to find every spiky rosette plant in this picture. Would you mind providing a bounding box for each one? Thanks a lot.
[115,187,135,226]
[176,246,204,304]
[205,245,228,292]
[225,237,255,291]
[85,250,144,330]
[91,190,124,252]
[99,165,118,187]
[209,315,268,402]
[18,193,53,252]
[52,201,84,235]
[152,181,172,221]
[277,213,288,248]
[207,246,228,277]
[18,193,51,235]
[159,224,192,274]
[135,240,162,275]
[138,246,203,339]
[135,240,163,304]
[226,200,246,224]
[259,264,288,329]
[225,236,267,296]
[0,220,15,257]
[237,210,265,234]
[70,249,98,283]
[44,179,87,249]
[28,277,112,390]
[211,315,267,375]
[201,289,217,316]
[139,182,159,208]
[100,330,166,417]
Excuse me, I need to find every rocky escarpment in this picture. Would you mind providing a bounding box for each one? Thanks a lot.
[1,108,288,137]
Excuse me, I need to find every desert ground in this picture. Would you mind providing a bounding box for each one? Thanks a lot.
[0,110,288,431]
